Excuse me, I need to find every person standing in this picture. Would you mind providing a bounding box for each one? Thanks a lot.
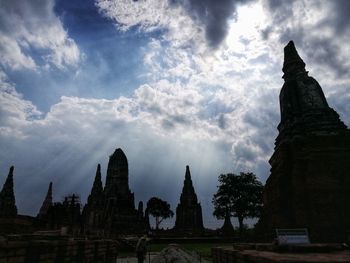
[135,235,147,263]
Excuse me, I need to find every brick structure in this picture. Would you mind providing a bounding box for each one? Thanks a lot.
[44,194,82,235]
[0,238,118,263]
[262,41,350,242]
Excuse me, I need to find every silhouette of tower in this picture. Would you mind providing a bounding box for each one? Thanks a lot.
[0,166,17,217]
[276,41,346,145]
[104,148,135,211]
[37,182,53,218]
[82,164,104,234]
[105,148,129,197]
[262,41,350,242]
[102,148,145,235]
[174,165,204,234]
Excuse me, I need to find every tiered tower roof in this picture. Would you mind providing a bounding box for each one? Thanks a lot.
[179,165,198,205]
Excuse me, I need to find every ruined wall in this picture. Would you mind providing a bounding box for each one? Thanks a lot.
[0,239,118,263]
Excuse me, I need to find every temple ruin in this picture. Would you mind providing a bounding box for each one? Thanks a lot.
[262,41,350,242]
[174,165,204,235]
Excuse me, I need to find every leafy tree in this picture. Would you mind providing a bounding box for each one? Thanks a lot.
[146,197,174,230]
[212,172,263,236]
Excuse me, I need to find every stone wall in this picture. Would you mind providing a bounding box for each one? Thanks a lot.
[0,239,118,263]
[263,132,350,242]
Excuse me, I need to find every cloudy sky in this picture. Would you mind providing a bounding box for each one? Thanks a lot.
[0,0,349,229]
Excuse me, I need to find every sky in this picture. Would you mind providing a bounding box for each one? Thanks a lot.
[0,0,350,229]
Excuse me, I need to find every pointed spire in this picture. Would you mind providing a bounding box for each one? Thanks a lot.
[91,164,103,195]
[282,40,306,79]
[38,182,53,217]
[185,165,191,180]
[277,40,347,144]
[175,165,204,232]
[0,166,17,217]
[180,165,198,204]
[87,164,103,206]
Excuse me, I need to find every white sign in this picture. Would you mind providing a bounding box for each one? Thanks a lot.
[276,228,310,245]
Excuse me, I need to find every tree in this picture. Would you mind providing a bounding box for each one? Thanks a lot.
[212,172,263,237]
[146,197,174,230]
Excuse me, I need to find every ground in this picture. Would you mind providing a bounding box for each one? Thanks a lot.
[116,242,230,262]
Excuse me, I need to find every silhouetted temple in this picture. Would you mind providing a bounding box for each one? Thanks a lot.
[262,41,350,242]
[102,148,145,235]
[32,148,147,236]
[82,164,104,234]
[174,165,204,234]
[0,166,17,217]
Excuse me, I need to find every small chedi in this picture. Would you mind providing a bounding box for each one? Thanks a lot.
[174,165,204,235]
[262,41,350,242]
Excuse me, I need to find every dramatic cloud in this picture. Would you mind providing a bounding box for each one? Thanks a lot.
[0,74,234,227]
[96,0,350,182]
[1,2,279,227]
[96,0,205,51]
[96,0,254,49]
[0,0,82,70]
[0,72,41,137]
[262,0,350,78]
[171,0,254,48]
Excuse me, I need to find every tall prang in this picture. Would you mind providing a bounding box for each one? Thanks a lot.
[0,166,17,217]
[174,165,204,234]
[102,148,145,235]
[104,148,135,211]
[262,41,350,242]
